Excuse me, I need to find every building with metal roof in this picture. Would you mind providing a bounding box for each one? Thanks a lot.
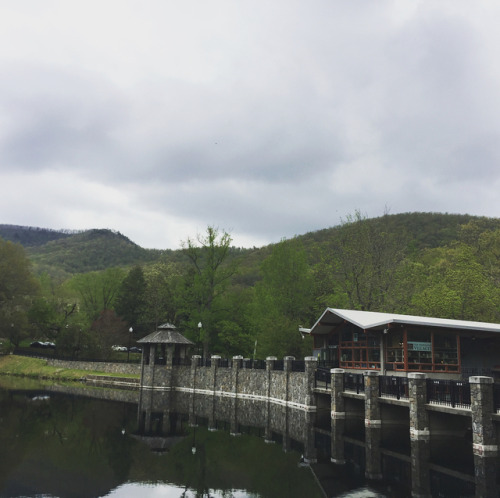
[302,308,500,378]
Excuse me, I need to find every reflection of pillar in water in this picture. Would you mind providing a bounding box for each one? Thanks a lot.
[410,438,430,497]
[303,411,317,464]
[364,371,382,480]
[331,368,346,464]
[208,355,220,431]
[408,373,430,496]
[469,376,498,498]
[230,356,243,436]
[264,357,277,443]
[189,355,200,427]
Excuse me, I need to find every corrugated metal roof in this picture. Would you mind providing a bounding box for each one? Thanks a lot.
[308,308,500,335]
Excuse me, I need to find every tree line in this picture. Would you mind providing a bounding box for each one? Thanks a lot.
[1,212,500,360]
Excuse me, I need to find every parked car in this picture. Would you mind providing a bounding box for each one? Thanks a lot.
[112,345,127,352]
[30,341,55,349]
[128,347,142,353]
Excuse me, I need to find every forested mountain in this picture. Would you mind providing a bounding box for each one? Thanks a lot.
[0,224,75,247]
[3,212,500,278]
[25,229,165,278]
[2,212,500,360]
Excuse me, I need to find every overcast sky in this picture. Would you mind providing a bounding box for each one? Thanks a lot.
[1,1,500,249]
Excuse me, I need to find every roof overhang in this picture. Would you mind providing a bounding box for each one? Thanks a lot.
[307,308,500,336]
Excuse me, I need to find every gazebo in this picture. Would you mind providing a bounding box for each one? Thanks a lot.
[138,323,193,367]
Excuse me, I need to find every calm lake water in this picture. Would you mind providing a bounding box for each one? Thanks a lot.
[0,377,485,497]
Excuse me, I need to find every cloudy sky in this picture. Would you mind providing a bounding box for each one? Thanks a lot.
[1,1,500,249]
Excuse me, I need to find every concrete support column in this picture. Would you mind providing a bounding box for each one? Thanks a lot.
[189,355,201,426]
[331,368,346,464]
[304,356,318,407]
[469,376,498,498]
[408,373,430,498]
[231,356,243,436]
[364,371,382,480]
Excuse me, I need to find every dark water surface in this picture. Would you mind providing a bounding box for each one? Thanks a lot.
[0,378,482,497]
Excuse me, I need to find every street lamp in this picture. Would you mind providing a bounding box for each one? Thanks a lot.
[197,322,202,356]
[127,327,133,362]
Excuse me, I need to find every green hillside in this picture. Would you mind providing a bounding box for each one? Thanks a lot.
[25,229,163,278]
[5,212,500,280]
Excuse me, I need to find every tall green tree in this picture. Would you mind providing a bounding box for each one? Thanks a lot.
[333,210,409,311]
[143,262,181,331]
[70,268,125,322]
[178,226,238,356]
[411,243,499,321]
[249,238,314,359]
[115,265,147,334]
[0,238,39,345]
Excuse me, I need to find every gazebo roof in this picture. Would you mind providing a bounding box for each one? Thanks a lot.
[137,323,194,345]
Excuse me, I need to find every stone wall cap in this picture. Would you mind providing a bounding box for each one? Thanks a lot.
[469,376,494,384]
[304,356,317,361]
[284,356,296,360]
[266,356,278,361]
[232,355,244,360]
[211,355,221,359]
[408,373,426,379]
[364,371,379,377]
[331,368,345,373]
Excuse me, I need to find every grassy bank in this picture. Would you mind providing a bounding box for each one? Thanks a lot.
[0,354,139,381]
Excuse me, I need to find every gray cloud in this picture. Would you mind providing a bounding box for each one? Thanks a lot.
[1,1,500,249]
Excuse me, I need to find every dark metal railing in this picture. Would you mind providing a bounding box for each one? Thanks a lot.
[291,360,305,372]
[344,372,364,393]
[379,376,409,400]
[219,358,230,368]
[315,368,331,389]
[494,383,500,413]
[426,379,471,408]
[242,359,266,370]
[273,360,284,371]
[172,357,191,366]
[197,357,212,368]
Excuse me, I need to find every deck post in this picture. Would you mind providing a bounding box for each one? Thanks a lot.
[469,376,498,497]
[330,368,346,464]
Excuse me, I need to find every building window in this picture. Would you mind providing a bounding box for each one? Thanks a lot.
[339,329,380,370]
[385,329,459,372]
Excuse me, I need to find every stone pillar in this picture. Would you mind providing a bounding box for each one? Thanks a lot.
[408,373,430,498]
[304,356,318,407]
[331,368,346,464]
[364,371,382,480]
[469,376,498,498]
[230,356,243,436]
[189,355,201,426]
[208,355,220,431]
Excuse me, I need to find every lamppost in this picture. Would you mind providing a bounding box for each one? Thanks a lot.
[197,322,202,356]
[127,327,133,362]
